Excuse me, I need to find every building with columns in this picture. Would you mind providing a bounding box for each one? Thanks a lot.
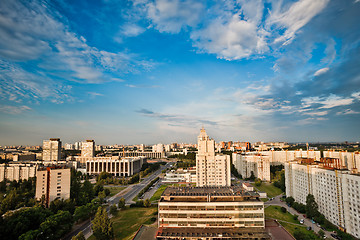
[86,156,145,177]
[196,127,231,187]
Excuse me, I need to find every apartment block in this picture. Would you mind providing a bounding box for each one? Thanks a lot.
[35,167,71,207]
[81,140,95,158]
[233,153,271,181]
[42,138,61,161]
[196,127,231,187]
[156,186,269,239]
[0,163,38,181]
[285,158,360,238]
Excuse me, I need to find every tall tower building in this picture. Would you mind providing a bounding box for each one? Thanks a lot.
[43,138,61,161]
[196,127,231,187]
[81,140,95,158]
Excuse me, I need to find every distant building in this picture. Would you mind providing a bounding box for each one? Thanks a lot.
[81,140,95,158]
[196,127,231,187]
[86,157,145,177]
[35,167,71,207]
[156,186,269,239]
[285,158,360,238]
[0,163,38,181]
[13,153,36,161]
[153,144,164,153]
[42,138,61,161]
[233,153,271,181]
[163,167,196,183]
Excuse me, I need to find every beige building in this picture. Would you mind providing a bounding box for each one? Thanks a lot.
[81,140,95,158]
[196,127,231,187]
[35,167,71,207]
[43,138,61,161]
[285,159,360,238]
[86,156,144,177]
[0,163,38,181]
[233,153,271,181]
[157,186,269,239]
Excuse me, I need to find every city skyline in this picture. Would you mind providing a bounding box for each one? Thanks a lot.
[0,0,360,145]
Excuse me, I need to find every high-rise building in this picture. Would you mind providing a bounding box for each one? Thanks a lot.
[285,158,360,238]
[81,140,95,158]
[196,127,231,187]
[42,138,61,161]
[35,167,71,207]
[233,153,271,181]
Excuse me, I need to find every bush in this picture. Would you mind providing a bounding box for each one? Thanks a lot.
[280,207,287,213]
[109,204,117,216]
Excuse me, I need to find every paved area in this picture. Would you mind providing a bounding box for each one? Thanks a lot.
[265,219,295,240]
[133,225,158,240]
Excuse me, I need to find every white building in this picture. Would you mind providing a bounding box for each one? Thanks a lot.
[323,151,360,173]
[86,156,145,177]
[157,186,269,239]
[81,140,95,158]
[0,163,38,181]
[233,153,271,181]
[42,138,61,161]
[196,127,231,187]
[285,159,360,238]
[163,168,196,183]
[153,143,164,153]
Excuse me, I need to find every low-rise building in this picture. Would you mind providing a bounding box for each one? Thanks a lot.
[163,168,196,183]
[157,186,269,239]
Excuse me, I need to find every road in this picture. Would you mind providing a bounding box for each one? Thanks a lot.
[64,162,172,240]
[265,195,334,239]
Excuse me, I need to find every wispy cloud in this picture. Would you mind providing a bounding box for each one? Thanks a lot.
[0,105,31,114]
[314,67,329,76]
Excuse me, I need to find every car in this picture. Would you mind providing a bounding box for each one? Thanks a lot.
[307,226,312,231]
[300,219,304,224]
[320,226,326,230]
[312,220,316,224]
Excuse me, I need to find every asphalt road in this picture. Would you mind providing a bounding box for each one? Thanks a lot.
[64,162,172,240]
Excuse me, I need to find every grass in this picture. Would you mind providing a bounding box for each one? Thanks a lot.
[150,184,168,202]
[88,207,157,240]
[253,183,283,198]
[281,222,322,240]
[105,186,126,197]
[265,205,299,224]
[261,198,268,202]
[112,207,157,240]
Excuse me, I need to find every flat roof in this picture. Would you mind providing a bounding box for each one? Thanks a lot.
[157,227,270,239]
[161,186,260,198]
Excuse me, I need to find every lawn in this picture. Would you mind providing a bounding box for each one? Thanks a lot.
[265,205,299,224]
[281,222,322,240]
[105,186,126,197]
[89,207,157,240]
[253,183,283,198]
[150,184,168,202]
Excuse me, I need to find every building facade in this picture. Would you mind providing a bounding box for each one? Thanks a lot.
[0,163,38,181]
[285,159,360,238]
[157,186,269,239]
[81,140,95,158]
[233,153,271,181]
[35,167,71,207]
[42,138,61,161]
[86,156,145,176]
[196,127,231,187]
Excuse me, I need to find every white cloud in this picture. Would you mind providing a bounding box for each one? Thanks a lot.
[269,0,330,44]
[301,94,354,109]
[120,23,146,37]
[191,14,268,60]
[314,67,329,76]
[0,105,31,114]
[336,109,360,115]
[351,91,360,100]
[146,0,204,33]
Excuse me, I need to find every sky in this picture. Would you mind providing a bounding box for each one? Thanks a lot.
[0,0,359,145]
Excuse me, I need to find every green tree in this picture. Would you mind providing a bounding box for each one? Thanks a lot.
[92,207,114,240]
[254,178,262,186]
[118,198,126,209]
[38,210,73,240]
[98,190,106,203]
[249,171,256,181]
[285,196,295,206]
[318,230,325,238]
[306,194,318,219]
[144,199,151,208]
[109,204,117,216]
[72,231,85,240]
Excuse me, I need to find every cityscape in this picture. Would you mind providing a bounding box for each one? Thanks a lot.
[1,0,360,240]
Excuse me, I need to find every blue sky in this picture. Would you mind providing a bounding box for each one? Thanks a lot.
[0,0,359,145]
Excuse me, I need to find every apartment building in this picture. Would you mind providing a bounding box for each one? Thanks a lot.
[0,162,38,181]
[232,153,271,181]
[156,186,269,239]
[35,167,71,207]
[285,158,360,238]
[196,127,231,187]
[42,138,61,161]
[323,151,360,174]
[86,156,145,176]
[81,140,95,158]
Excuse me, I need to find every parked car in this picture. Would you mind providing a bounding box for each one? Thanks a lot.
[300,219,304,224]
[307,226,312,231]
